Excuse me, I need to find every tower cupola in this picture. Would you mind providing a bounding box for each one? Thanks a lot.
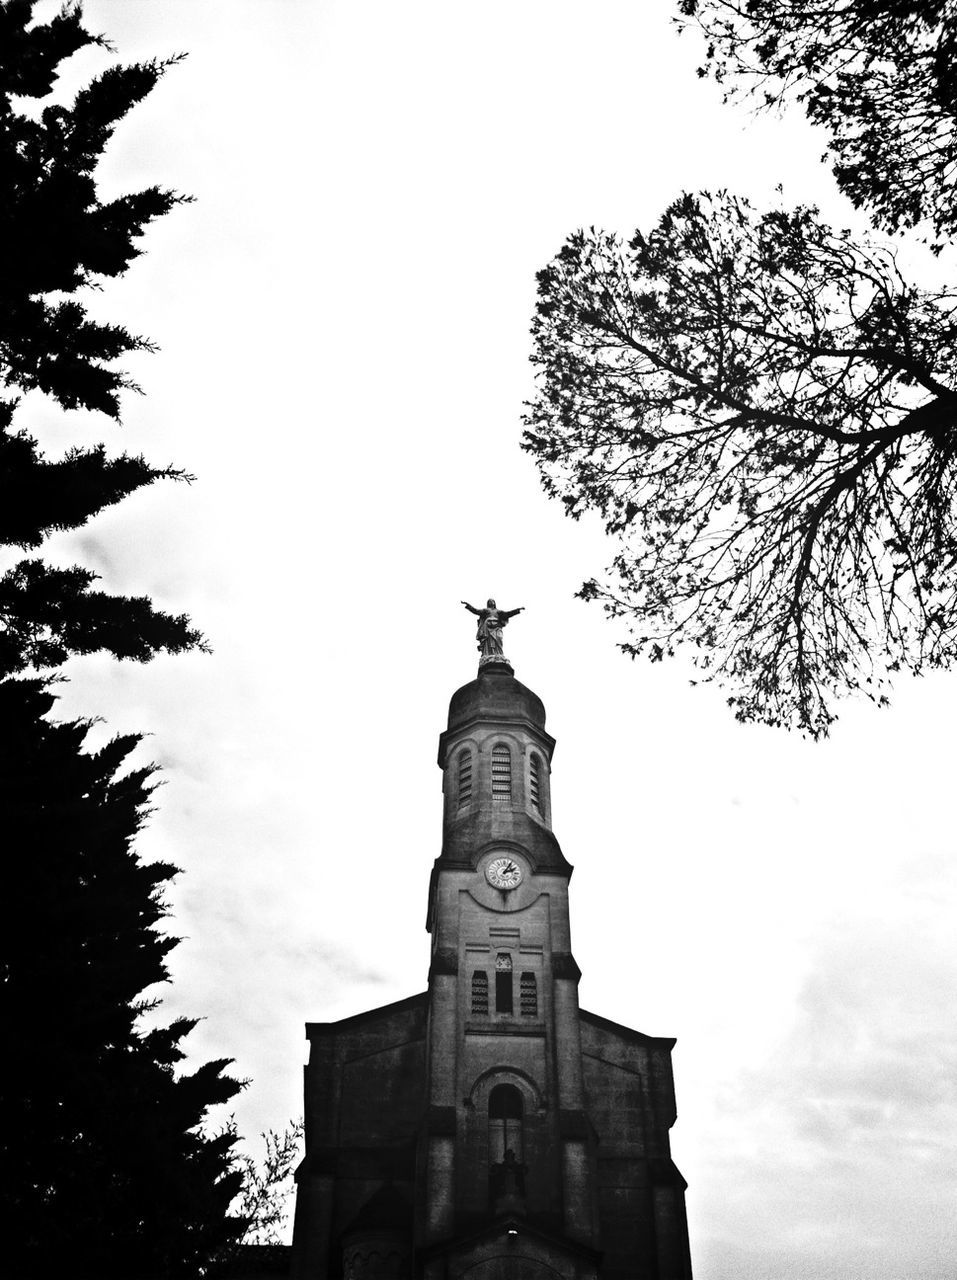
[436,655,569,877]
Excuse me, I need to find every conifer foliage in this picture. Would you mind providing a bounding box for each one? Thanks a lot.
[0,0,203,675]
[0,679,244,1277]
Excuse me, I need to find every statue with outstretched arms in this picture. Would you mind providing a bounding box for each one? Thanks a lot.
[461,598,524,659]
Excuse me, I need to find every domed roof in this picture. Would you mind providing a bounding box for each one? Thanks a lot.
[446,660,546,732]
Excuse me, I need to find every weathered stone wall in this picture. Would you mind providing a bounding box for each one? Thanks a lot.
[579,1012,691,1280]
[292,995,426,1280]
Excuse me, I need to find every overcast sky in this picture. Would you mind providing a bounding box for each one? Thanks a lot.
[24,2,957,1276]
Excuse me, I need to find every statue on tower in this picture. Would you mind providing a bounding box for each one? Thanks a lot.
[461,598,524,662]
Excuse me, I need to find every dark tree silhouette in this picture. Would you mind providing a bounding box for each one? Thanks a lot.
[234,1123,305,1247]
[524,192,957,735]
[0,8,247,1274]
[0,678,244,1277]
[679,0,957,244]
[0,0,203,675]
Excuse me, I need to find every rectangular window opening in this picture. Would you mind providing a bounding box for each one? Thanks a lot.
[495,971,513,1014]
[494,954,513,1014]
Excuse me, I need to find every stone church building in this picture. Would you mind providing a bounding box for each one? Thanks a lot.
[291,631,692,1280]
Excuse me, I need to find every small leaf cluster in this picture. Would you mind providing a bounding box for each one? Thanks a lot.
[232,1122,304,1249]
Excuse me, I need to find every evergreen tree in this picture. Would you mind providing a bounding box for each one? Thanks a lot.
[0,678,244,1277]
[0,5,247,1272]
[0,0,203,675]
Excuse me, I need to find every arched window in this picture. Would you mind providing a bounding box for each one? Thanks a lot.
[457,749,472,808]
[489,1084,524,1163]
[495,952,513,1013]
[471,970,489,1015]
[491,744,511,802]
[529,753,542,814]
[520,972,537,1017]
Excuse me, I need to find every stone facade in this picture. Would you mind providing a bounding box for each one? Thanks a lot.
[292,659,692,1279]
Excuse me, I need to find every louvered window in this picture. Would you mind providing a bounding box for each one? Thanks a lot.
[458,749,472,808]
[495,952,513,1013]
[491,745,511,802]
[520,972,537,1017]
[471,970,489,1015]
[529,753,542,813]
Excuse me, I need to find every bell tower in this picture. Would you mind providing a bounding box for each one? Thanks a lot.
[425,650,592,1247]
[292,610,693,1280]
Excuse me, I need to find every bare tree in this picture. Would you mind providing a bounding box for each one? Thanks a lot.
[233,1123,303,1247]
[524,192,957,735]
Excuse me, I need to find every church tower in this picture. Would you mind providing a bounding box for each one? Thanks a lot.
[292,612,692,1280]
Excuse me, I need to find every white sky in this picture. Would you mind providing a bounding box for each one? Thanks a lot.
[21,2,957,1276]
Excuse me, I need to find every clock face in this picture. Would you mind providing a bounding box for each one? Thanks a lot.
[486,856,523,891]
